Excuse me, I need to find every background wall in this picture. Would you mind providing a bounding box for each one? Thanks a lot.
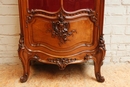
[0,0,20,64]
[104,0,130,63]
[0,0,130,64]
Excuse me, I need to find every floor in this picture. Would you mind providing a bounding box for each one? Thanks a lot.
[0,62,130,87]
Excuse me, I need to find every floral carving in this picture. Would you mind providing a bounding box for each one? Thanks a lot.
[18,35,24,51]
[47,58,76,70]
[99,35,106,50]
[51,12,77,44]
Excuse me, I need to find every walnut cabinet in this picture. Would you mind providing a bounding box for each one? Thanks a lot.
[18,0,106,83]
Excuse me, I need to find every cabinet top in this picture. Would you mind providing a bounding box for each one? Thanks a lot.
[28,0,95,12]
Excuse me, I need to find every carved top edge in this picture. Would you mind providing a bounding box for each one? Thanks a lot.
[27,8,97,20]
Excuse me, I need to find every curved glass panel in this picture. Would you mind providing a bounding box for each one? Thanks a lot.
[28,0,95,12]
[63,0,95,11]
[28,0,61,12]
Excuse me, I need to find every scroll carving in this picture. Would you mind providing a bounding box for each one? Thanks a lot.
[99,35,106,50]
[99,35,106,62]
[31,55,76,70]
[26,9,57,24]
[47,58,76,70]
[26,8,97,27]
[18,34,24,51]
[51,12,77,43]
[26,9,35,24]
[88,9,97,23]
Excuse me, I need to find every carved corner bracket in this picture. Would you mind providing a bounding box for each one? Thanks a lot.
[47,58,76,70]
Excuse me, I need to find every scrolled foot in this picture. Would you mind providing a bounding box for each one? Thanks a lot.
[20,74,28,83]
[96,73,105,82]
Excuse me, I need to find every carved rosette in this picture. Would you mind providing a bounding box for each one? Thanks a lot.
[47,58,76,70]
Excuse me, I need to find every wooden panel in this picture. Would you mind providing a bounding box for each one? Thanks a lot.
[27,17,94,49]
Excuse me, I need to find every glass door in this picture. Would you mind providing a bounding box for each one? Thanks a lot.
[28,0,95,12]
[63,0,95,11]
[28,0,61,12]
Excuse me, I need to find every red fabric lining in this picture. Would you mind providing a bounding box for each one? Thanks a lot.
[29,0,95,12]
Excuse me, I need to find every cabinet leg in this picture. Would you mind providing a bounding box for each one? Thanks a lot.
[18,49,30,83]
[20,74,28,83]
[93,47,106,82]
[94,60,105,82]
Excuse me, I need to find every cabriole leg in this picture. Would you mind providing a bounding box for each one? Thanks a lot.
[93,36,106,82]
[18,36,30,83]
[18,49,30,83]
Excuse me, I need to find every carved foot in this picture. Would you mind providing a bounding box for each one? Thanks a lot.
[20,74,28,83]
[96,73,105,82]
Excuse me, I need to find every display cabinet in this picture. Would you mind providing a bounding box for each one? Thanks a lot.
[18,0,106,83]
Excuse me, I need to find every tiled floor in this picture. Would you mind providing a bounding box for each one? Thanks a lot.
[0,62,130,87]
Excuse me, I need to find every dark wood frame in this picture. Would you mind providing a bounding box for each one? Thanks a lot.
[18,0,106,83]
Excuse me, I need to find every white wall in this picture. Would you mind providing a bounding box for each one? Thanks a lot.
[0,0,130,64]
[0,0,20,64]
[104,0,130,63]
